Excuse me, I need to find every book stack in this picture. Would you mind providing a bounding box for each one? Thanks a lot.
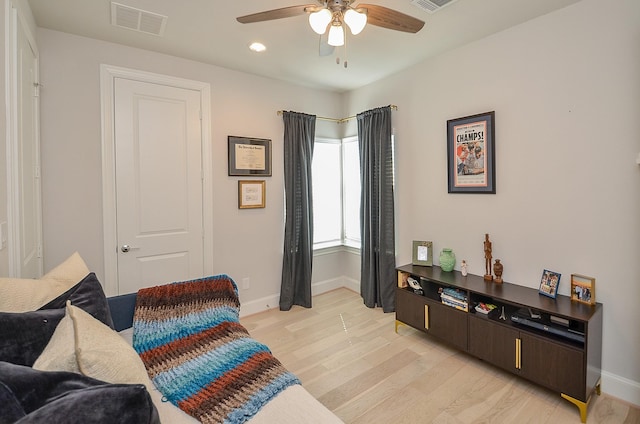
[440,287,468,312]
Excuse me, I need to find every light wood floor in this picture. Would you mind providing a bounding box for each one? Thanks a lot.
[240,288,639,424]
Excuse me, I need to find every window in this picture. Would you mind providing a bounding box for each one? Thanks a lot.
[312,137,361,250]
[312,139,342,248]
[341,137,361,248]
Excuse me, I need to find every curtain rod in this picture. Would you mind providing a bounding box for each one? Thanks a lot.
[277,105,397,124]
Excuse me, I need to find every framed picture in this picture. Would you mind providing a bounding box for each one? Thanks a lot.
[228,136,272,176]
[571,274,596,305]
[412,241,433,267]
[447,111,496,194]
[539,269,561,298]
[238,180,265,209]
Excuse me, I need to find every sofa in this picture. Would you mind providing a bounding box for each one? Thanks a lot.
[0,253,343,423]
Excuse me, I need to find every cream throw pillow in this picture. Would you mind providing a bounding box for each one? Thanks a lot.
[0,252,90,312]
[41,252,90,287]
[31,305,80,373]
[33,301,152,391]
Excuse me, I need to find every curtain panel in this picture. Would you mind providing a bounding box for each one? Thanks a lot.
[279,111,316,310]
[357,106,396,312]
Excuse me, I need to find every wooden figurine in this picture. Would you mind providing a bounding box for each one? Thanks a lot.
[494,259,503,283]
[484,233,493,281]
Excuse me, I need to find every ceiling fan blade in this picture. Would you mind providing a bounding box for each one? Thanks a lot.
[358,4,425,33]
[237,4,320,24]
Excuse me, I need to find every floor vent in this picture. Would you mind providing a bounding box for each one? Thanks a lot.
[411,0,460,14]
[111,2,167,36]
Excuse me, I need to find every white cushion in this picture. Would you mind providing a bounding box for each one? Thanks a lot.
[31,304,80,373]
[41,252,90,287]
[149,388,200,423]
[33,301,151,390]
[117,327,134,344]
[0,252,90,312]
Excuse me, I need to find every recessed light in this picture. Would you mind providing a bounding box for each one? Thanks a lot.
[249,42,266,52]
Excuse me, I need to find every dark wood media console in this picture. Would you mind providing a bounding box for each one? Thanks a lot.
[395,264,602,423]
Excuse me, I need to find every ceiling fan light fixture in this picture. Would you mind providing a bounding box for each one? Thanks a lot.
[308,8,332,34]
[344,9,367,35]
[249,42,266,52]
[327,24,345,47]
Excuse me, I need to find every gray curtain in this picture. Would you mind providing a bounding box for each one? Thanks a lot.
[358,106,396,313]
[280,111,316,311]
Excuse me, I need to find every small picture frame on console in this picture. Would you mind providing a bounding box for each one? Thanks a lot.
[571,274,596,305]
[539,269,561,298]
[412,241,433,267]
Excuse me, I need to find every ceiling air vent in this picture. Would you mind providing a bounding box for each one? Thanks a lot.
[111,2,167,36]
[411,0,460,14]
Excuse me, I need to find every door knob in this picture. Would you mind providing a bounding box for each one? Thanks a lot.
[121,244,139,253]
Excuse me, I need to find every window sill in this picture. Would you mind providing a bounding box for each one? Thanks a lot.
[313,245,361,256]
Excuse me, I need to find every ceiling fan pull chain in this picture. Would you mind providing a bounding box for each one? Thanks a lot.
[343,31,348,68]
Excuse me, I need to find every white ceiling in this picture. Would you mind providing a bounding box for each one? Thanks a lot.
[27,0,581,93]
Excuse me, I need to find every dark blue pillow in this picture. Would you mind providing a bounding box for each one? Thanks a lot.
[39,272,114,329]
[0,380,25,422]
[0,273,113,366]
[0,362,159,424]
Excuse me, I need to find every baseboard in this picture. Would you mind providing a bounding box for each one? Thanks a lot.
[311,276,347,295]
[238,292,280,317]
[239,276,360,317]
[340,276,360,293]
[601,370,640,407]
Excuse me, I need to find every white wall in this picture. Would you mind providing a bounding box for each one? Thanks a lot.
[36,29,346,307]
[345,0,640,405]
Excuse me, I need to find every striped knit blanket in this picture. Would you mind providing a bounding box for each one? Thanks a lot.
[132,275,300,424]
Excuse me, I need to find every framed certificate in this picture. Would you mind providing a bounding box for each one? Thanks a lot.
[238,180,266,209]
[228,136,272,176]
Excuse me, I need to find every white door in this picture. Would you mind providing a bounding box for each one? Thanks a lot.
[11,13,43,278]
[114,78,204,294]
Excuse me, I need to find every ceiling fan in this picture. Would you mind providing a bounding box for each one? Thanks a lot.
[237,1,425,62]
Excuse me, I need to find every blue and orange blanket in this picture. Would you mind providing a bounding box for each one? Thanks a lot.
[132,275,300,424]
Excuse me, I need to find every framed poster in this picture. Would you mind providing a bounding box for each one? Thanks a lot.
[447,111,495,194]
[238,180,266,209]
[571,274,596,305]
[228,136,272,176]
[539,269,561,299]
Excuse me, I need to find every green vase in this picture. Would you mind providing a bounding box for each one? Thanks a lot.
[439,248,456,272]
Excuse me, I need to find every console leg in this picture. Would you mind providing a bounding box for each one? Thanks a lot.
[561,378,601,423]
[395,320,405,333]
[561,393,588,423]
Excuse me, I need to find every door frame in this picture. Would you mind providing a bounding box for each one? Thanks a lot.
[4,0,43,277]
[99,65,213,296]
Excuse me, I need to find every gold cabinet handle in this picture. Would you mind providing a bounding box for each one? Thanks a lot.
[424,304,429,330]
[515,338,522,369]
